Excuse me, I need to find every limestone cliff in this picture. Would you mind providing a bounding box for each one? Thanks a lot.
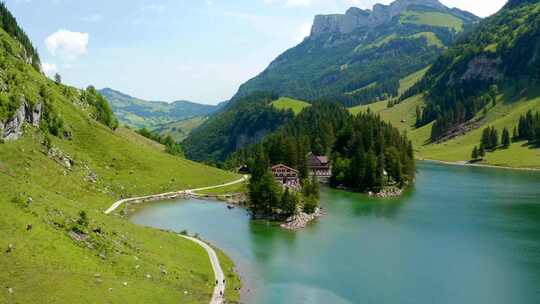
[311,0,446,36]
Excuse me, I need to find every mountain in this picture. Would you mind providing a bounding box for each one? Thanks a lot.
[410,0,540,140]
[152,116,208,142]
[353,0,540,169]
[183,0,479,163]
[0,6,241,302]
[99,88,217,129]
[183,92,294,162]
[233,0,479,107]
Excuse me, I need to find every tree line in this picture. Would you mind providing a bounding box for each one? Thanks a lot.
[516,110,540,145]
[229,102,415,194]
[247,148,320,219]
[136,128,184,156]
[470,110,540,161]
[0,3,40,71]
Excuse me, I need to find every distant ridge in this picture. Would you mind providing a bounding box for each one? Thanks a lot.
[99,88,217,129]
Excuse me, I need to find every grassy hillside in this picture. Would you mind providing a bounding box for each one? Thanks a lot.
[152,116,207,142]
[411,0,540,141]
[400,10,464,31]
[349,66,429,115]
[0,19,241,304]
[350,91,540,169]
[271,97,311,115]
[100,88,216,129]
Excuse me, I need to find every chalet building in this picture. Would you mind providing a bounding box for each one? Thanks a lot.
[271,164,300,189]
[307,152,332,183]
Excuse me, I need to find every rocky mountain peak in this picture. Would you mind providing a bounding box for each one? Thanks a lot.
[310,0,447,36]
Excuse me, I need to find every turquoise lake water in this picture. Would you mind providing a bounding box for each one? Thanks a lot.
[129,162,540,303]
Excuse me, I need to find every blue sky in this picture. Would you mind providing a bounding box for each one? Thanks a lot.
[6,0,506,104]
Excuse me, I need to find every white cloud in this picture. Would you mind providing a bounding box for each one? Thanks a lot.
[45,30,89,60]
[206,0,214,5]
[41,62,58,76]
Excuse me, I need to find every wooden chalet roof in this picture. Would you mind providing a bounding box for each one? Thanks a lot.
[271,164,299,173]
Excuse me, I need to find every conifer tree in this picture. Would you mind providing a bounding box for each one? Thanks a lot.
[502,128,511,148]
[471,146,479,160]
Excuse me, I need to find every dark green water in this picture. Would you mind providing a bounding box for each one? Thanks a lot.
[129,162,540,303]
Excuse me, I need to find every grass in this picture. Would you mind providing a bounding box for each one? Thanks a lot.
[401,11,464,32]
[0,26,241,303]
[346,82,378,96]
[416,94,540,168]
[152,116,207,142]
[194,182,247,196]
[271,97,311,115]
[409,32,444,48]
[349,67,428,116]
[349,89,540,169]
[399,66,430,96]
[349,100,388,116]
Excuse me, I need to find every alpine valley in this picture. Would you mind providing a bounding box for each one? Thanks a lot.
[2,1,540,304]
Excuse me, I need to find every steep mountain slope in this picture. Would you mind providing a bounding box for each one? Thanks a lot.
[183,93,294,162]
[99,88,217,129]
[412,0,540,140]
[353,0,540,169]
[0,8,241,303]
[233,0,478,107]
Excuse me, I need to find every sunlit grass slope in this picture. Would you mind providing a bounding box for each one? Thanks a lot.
[0,27,241,303]
[271,97,311,115]
[349,91,540,169]
[152,116,207,142]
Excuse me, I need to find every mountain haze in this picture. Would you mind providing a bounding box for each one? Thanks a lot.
[99,88,217,129]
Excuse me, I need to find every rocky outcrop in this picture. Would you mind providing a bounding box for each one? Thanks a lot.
[1,100,42,141]
[369,186,404,198]
[461,55,502,82]
[47,147,74,170]
[280,208,323,230]
[311,0,446,36]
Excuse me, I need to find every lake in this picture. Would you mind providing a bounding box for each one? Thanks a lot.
[129,162,540,303]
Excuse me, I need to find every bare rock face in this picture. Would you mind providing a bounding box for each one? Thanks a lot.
[3,102,26,140]
[461,55,502,82]
[1,101,42,140]
[311,0,446,36]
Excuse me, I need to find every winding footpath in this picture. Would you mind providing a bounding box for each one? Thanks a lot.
[104,176,248,304]
[180,235,226,304]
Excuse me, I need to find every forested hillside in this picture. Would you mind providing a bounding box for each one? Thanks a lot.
[0,6,240,303]
[183,92,294,162]
[410,0,540,140]
[233,0,478,107]
[229,103,415,192]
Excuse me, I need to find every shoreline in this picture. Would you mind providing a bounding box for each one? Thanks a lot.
[419,159,540,172]
[104,176,248,304]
